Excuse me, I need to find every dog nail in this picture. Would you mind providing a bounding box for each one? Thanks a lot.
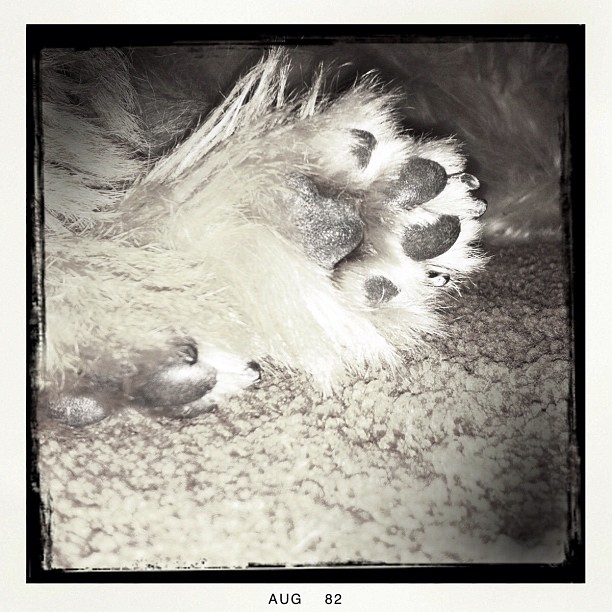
[472,198,488,218]
[247,360,263,382]
[450,172,480,190]
[427,270,451,286]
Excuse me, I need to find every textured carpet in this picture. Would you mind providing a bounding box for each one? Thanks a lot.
[36,240,576,569]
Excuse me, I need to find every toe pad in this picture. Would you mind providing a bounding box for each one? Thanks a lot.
[402,214,461,261]
[388,157,448,209]
[350,129,377,169]
[364,275,400,304]
[47,394,109,427]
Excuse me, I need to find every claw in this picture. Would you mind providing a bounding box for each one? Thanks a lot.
[246,360,263,383]
[471,198,488,218]
[449,172,480,190]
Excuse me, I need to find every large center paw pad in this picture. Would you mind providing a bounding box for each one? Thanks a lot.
[284,174,364,269]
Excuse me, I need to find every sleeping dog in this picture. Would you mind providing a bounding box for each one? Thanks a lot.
[34,43,565,426]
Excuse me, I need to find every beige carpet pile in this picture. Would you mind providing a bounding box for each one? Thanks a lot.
[37,241,576,569]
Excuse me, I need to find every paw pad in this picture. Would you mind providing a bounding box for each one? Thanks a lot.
[401,214,461,261]
[286,174,363,269]
[388,157,448,209]
[47,394,109,427]
[350,129,377,169]
[133,342,217,407]
[364,275,400,304]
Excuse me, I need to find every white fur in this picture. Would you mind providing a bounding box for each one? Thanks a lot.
[40,49,487,404]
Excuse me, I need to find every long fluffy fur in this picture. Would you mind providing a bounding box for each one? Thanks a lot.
[40,47,489,409]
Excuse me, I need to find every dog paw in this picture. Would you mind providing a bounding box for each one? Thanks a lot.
[335,134,487,305]
[40,53,490,418]
[271,117,486,291]
[42,340,261,427]
[271,122,486,312]
[386,156,449,209]
[131,341,261,420]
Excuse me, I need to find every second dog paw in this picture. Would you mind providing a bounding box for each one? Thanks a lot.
[41,340,262,427]
[333,145,487,309]
[131,341,262,419]
[129,340,218,407]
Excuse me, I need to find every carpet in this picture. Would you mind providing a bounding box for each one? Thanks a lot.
[36,239,576,569]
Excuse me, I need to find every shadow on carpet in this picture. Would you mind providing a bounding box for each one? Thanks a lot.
[36,241,577,569]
